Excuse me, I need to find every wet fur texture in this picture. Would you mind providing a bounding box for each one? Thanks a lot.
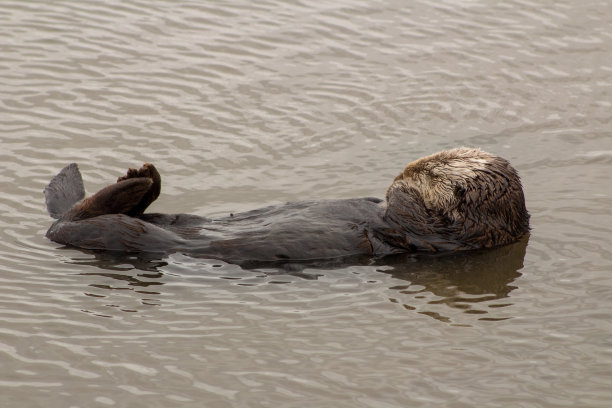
[44,148,530,263]
[381,148,529,252]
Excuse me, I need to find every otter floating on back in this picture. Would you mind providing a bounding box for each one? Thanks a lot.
[44,148,530,264]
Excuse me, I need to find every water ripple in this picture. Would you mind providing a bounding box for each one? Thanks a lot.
[1,0,612,406]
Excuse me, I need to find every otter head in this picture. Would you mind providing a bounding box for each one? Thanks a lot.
[385,147,530,250]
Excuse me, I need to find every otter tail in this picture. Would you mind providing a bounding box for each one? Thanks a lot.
[44,163,85,219]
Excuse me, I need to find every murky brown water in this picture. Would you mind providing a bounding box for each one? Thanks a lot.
[2,0,612,406]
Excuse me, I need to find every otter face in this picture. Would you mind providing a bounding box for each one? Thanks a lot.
[385,147,530,249]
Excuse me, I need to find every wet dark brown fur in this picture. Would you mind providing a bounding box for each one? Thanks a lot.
[45,148,530,264]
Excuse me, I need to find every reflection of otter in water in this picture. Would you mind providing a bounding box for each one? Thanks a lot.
[377,236,529,322]
[45,148,530,264]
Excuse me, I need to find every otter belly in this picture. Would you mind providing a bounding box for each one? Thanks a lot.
[184,198,385,262]
[47,198,386,263]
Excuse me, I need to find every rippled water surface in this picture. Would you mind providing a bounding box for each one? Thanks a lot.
[2,0,612,407]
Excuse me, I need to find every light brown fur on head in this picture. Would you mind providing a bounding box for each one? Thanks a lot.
[385,147,530,250]
[389,147,492,212]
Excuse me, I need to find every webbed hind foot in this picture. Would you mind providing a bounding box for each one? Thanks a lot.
[60,163,162,221]
[117,163,161,215]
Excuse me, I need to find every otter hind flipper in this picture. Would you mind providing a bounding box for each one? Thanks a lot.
[87,177,155,218]
[44,163,85,219]
[62,177,155,221]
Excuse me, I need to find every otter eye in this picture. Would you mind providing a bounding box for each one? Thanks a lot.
[454,184,466,197]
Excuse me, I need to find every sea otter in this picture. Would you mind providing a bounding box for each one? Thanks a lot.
[44,147,530,264]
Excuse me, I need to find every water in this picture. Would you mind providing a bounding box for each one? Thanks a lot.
[1,0,611,406]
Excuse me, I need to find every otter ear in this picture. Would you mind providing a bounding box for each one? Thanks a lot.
[453,184,466,199]
[45,163,85,219]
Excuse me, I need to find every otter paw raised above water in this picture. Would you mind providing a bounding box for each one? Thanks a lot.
[117,163,159,183]
[115,163,162,216]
